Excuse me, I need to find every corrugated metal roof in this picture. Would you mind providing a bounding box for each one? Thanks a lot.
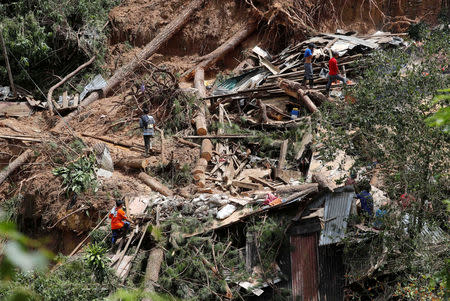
[290,233,319,301]
[319,189,355,246]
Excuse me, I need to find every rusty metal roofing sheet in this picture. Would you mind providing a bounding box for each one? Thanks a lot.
[290,232,319,301]
[319,189,355,246]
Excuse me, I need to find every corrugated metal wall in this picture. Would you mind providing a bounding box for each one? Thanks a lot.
[319,245,345,301]
[290,232,319,301]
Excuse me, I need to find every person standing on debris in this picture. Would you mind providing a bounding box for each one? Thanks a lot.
[139,107,155,157]
[356,182,374,216]
[326,51,348,94]
[302,43,315,89]
[109,199,131,244]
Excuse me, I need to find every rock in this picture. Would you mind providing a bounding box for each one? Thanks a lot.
[96,168,113,178]
[216,204,237,220]
[93,143,114,172]
[194,205,208,214]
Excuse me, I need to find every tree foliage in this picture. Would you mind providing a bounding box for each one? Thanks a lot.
[318,26,450,299]
[0,0,120,95]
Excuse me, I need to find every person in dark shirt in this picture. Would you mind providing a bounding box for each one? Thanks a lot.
[139,107,155,157]
[356,182,374,216]
[302,43,315,89]
[326,51,348,94]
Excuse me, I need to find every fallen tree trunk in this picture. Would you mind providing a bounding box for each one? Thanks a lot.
[142,247,164,301]
[116,157,153,170]
[47,56,95,114]
[182,20,258,80]
[138,172,173,196]
[192,158,208,178]
[0,149,33,185]
[277,78,318,113]
[200,139,213,161]
[53,0,206,132]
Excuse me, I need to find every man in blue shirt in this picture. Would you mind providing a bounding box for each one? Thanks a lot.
[139,107,155,157]
[356,182,374,216]
[302,43,315,89]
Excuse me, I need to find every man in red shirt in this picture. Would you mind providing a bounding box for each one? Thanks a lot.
[109,199,131,244]
[326,51,348,94]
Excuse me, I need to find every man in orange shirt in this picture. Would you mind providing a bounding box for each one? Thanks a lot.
[109,199,131,244]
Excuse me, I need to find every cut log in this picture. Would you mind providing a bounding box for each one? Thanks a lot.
[182,20,258,80]
[143,247,164,300]
[0,149,33,185]
[200,139,213,161]
[53,0,206,132]
[47,56,95,114]
[195,110,208,136]
[277,78,318,113]
[193,158,208,177]
[138,172,173,196]
[194,67,207,98]
[196,173,206,188]
[116,157,153,170]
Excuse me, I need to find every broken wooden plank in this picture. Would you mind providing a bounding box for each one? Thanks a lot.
[295,125,313,160]
[232,180,262,190]
[72,94,79,107]
[249,176,276,190]
[62,91,68,109]
[0,102,31,117]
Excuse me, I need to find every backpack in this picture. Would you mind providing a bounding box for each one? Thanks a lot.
[140,114,150,129]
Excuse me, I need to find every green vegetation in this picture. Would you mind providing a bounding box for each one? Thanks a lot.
[319,26,449,299]
[52,154,98,196]
[85,243,109,283]
[0,0,120,96]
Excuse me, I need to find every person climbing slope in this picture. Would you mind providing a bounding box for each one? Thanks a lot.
[139,107,155,157]
[109,199,132,244]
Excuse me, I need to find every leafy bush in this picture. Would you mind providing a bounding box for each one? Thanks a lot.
[52,154,97,196]
[85,243,109,283]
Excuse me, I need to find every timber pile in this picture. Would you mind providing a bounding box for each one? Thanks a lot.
[199,31,406,127]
